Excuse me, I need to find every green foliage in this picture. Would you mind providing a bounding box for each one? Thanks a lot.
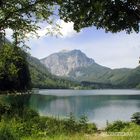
[28,56,80,89]
[78,115,88,133]
[0,120,20,140]
[64,113,78,133]
[0,0,57,42]
[22,108,39,121]
[59,0,140,33]
[105,121,129,132]
[131,112,140,125]
[1,0,139,47]
[122,122,140,133]
[22,134,93,140]
[136,84,140,89]
[0,44,31,92]
[0,103,97,138]
[4,94,31,118]
[0,100,11,118]
[69,63,140,89]
[1,102,140,140]
[63,114,97,134]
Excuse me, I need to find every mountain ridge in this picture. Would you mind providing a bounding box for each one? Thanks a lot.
[40,49,140,88]
[1,38,139,89]
[40,49,95,76]
[0,39,80,89]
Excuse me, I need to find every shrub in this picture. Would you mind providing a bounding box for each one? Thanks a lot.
[64,113,79,134]
[0,101,11,117]
[105,121,129,132]
[78,115,88,132]
[131,112,140,125]
[63,114,97,134]
[22,108,39,120]
[0,120,20,140]
[0,105,97,138]
[122,122,140,132]
[86,123,97,133]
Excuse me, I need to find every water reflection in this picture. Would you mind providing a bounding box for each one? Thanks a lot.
[1,90,140,128]
[28,92,140,127]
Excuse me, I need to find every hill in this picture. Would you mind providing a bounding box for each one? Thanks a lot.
[40,50,140,88]
[28,55,79,89]
[0,39,79,89]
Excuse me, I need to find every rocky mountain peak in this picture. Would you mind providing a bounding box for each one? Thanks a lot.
[40,49,95,76]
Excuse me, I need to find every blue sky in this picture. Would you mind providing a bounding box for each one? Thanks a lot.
[6,20,140,69]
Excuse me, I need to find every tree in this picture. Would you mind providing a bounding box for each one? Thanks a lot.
[0,0,58,42]
[0,0,139,92]
[131,112,140,125]
[105,120,129,132]
[0,0,140,42]
[59,0,140,33]
[0,44,31,92]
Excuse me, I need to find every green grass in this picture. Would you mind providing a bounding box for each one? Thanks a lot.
[1,100,140,140]
[21,133,140,140]
[22,134,91,140]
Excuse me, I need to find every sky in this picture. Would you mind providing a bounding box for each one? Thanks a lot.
[6,20,140,69]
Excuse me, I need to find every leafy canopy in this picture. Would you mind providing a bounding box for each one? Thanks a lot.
[131,112,140,125]
[0,0,59,42]
[0,0,140,41]
[0,44,31,92]
[59,0,140,33]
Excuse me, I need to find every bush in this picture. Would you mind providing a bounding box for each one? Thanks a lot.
[64,113,79,133]
[0,105,97,138]
[36,114,97,136]
[78,115,88,132]
[0,101,11,117]
[105,121,129,132]
[22,108,39,120]
[86,123,97,133]
[131,112,140,125]
[78,115,97,133]
[63,114,97,134]
[0,120,20,140]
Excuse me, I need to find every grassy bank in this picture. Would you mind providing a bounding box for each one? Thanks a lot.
[22,132,140,140]
[0,99,140,140]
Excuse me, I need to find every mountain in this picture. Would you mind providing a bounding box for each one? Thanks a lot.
[117,66,140,88]
[40,50,96,76]
[1,38,140,89]
[27,55,79,89]
[40,50,140,88]
[0,39,79,89]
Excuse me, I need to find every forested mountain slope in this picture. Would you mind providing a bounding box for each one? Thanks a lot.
[41,50,140,88]
[28,56,79,89]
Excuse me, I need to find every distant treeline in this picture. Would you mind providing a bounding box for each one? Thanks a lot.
[0,39,140,92]
[81,81,120,89]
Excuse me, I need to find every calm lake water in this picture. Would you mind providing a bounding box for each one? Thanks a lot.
[28,89,140,128]
[2,90,140,128]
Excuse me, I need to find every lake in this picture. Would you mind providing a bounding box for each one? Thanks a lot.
[28,89,140,128]
[2,90,140,128]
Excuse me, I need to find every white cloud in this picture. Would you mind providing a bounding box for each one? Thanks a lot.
[56,20,77,38]
[28,31,140,69]
[27,20,77,39]
[5,20,78,40]
[5,23,140,69]
[5,28,13,41]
